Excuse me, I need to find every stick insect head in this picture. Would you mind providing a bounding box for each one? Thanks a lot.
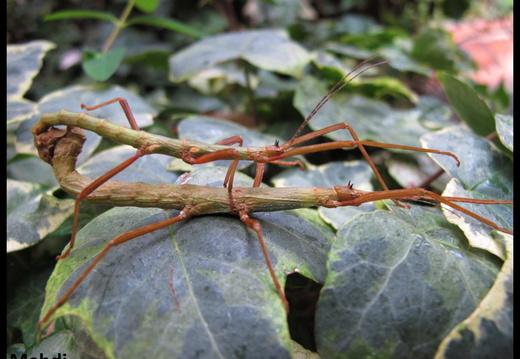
[262,140,285,157]
[334,183,366,202]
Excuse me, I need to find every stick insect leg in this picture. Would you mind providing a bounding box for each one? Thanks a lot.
[333,188,513,235]
[189,136,244,212]
[272,122,460,208]
[57,98,153,259]
[39,209,191,334]
[253,163,266,187]
[279,122,408,206]
[252,160,304,188]
[57,145,154,260]
[238,210,289,313]
[81,97,140,130]
[213,136,243,193]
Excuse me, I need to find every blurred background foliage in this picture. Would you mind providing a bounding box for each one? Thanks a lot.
[7,0,512,109]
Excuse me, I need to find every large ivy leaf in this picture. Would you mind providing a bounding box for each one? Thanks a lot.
[169,29,311,82]
[15,85,156,164]
[315,203,500,359]
[7,179,75,252]
[441,179,512,261]
[7,155,60,188]
[7,40,56,101]
[7,99,38,132]
[421,126,513,259]
[7,40,56,129]
[39,205,331,358]
[434,232,513,358]
[293,75,431,149]
[421,126,512,193]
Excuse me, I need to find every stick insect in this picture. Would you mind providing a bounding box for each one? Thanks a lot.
[32,56,506,334]
[33,57,460,261]
[34,123,512,334]
[32,60,463,318]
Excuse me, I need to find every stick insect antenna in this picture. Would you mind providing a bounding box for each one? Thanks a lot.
[286,54,387,148]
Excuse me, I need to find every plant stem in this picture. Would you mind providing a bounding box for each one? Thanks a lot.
[102,0,135,53]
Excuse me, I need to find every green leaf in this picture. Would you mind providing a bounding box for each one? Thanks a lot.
[357,76,418,103]
[441,179,512,260]
[335,14,384,34]
[44,10,118,23]
[292,340,321,359]
[126,15,206,38]
[25,326,104,359]
[7,40,56,100]
[421,126,512,191]
[134,0,159,13]
[310,51,352,79]
[315,203,500,358]
[416,96,453,130]
[434,232,513,358]
[169,29,311,82]
[411,28,462,72]
[7,40,55,129]
[379,44,431,76]
[437,73,496,137]
[186,61,257,94]
[495,114,513,152]
[7,99,37,131]
[7,155,59,188]
[7,179,75,252]
[7,268,53,345]
[39,205,331,358]
[82,47,127,81]
[421,126,513,258]
[322,44,374,61]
